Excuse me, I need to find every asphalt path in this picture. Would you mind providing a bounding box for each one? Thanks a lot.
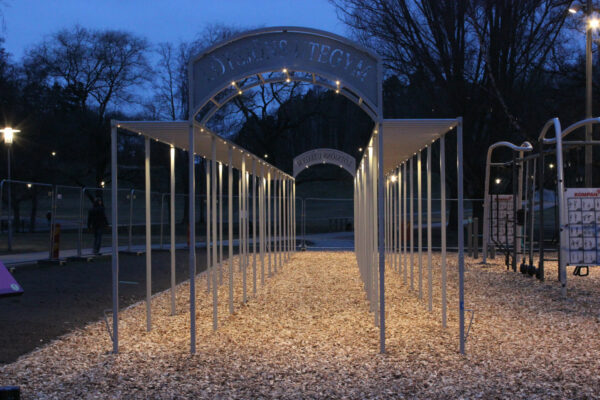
[0,248,213,365]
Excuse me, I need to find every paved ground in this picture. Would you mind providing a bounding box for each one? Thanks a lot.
[0,248,212,365]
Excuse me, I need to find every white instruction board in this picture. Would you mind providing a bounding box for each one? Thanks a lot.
[564,188,600,266]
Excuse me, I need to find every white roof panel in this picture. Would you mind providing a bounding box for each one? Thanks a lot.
[381,119,458,174]
[115,121,291,179]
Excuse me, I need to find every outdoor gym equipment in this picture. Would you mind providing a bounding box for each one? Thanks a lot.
[483,117,600,296]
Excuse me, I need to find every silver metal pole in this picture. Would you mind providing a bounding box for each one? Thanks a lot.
[417,151,423,300]
[170,146,176,316]
[211,137,218,331]
[267,171,271,276]
[586,1,593,187]
[377,125,385,354]
[457,117,465,355]
[145,137,152,332]
[206,161,211,292]
[110,121,119,354]
[188,124,196,354]
[427,145,433,312]
[228,147,234,314]
[219,162,223,285]
[440,136,447,328]
[77,187,84,257]
[409,158,414,290]
[159,193,165,250]
[403,163,407,284]
[274,177,278,272]
[260,164,265,286]
[242,158,247,303]
[252,159,257,294]
[128,189,133,252]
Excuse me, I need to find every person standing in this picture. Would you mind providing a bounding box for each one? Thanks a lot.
[88,197,109,255]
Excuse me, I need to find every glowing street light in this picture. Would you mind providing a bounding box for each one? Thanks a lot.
[0,127,20,251]
[1,127,18,145]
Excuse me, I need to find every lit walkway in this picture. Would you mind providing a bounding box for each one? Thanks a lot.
[1,252,599,398]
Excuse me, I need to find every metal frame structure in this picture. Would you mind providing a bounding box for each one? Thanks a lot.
[482,117,600,297]
[356,118,466,354]
[110,27,466,356]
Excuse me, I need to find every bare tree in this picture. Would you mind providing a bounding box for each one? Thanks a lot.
[331,0,572,196]
[25,25,151,186]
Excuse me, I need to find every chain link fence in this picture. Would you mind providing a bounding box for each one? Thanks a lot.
[0,178,506,258]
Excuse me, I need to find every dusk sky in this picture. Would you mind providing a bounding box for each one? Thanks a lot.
[2,0,347,60]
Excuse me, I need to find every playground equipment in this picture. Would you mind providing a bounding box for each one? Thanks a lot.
[482,117,600,296]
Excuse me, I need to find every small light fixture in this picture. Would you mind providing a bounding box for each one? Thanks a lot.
[390,175,397,182]
[569,1,582,13]
[589,15,600,29]
[358,147,363,152]
[27,183,32,188]
[51,151,56,157]
[100,181,105,188]
[0,127,19,145]
[264,154,268,158]
[549,163,555,169]
[495,178,501,185]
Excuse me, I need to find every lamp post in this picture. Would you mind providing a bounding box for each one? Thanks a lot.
[569,1,599,186]
[0,127,19,251]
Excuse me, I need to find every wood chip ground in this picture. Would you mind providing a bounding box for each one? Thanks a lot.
[1,252,599,399]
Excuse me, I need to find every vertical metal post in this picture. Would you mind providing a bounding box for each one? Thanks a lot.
[252,160,257,294]
[260,164,265,286]
[242,158,247,303]
[188,124,196,354]
[145,137,152,332]
[228,147,234,314]
[110,121,119,354]
[377,125,385,354]
[128,189,134,251]
[427,145,432,312]
[457,117,466,355]
[403,163,407,284]
[219,162,223,285]
[77,187,84,257]
[7,145,11,251]
[440,136,447,328]
[417,151,423,299]
[586,0,593,187]
[206,160,211,291]
[159,193,165,249]
[170,146,176,316]
[554,119,568,296]
[211,138,218,330]
[409,158,414,290]
[267,171,271,276]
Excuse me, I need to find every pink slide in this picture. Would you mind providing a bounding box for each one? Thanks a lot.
[0,261,23,297]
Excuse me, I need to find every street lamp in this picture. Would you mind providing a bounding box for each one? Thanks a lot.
[0,127,20,251]
[569,1,599,186]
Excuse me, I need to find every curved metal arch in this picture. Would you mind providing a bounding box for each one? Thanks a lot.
[482,141,533,263]
[197,70,378,127]
[292,148,356,178]
[188,26,382,124]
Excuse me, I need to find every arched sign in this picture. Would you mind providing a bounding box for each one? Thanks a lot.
[190,27,381,121]
[293,148,356,177]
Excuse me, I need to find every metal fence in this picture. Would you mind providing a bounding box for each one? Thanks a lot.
[2,178,539,257]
